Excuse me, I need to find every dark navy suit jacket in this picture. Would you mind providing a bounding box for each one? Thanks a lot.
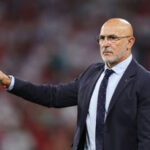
[9,59,150,150]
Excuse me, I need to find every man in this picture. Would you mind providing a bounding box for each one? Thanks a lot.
[1,18,150,150]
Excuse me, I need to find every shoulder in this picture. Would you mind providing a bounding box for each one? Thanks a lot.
[136,61,150,79]
[78,62,104,79]
[134,60,150,93]
[85,62,104,71]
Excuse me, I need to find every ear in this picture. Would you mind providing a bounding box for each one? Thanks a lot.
[127,36,135,49]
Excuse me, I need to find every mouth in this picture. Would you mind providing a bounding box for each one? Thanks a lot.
[103,51,113,55]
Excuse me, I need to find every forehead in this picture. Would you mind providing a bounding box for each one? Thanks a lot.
[100,24,129,36]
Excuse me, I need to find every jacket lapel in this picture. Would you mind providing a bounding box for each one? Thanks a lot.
[106,59,138,118]
[81,64,104,125]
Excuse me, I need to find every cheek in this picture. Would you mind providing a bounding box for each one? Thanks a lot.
[110,45,119,55]
[112,43,125,54]
[117,41,128,50]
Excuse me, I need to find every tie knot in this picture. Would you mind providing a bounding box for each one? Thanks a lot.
[104,69,114,79]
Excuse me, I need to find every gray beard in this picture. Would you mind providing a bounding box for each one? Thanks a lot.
[102,49,127,66]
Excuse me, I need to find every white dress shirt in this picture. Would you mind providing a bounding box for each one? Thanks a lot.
[84,55,132,150]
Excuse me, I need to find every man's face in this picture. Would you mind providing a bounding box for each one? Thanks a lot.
[99,24,134,67]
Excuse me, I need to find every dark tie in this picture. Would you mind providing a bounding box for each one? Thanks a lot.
[96,69,114,150]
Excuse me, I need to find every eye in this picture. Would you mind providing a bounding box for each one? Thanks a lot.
[108,35,118,40]
[99,35,105,40]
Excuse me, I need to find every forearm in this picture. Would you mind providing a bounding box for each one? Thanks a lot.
[0,69,78,108]
[9,78,78,108]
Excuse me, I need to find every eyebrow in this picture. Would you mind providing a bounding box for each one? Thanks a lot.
[99,34,118,37]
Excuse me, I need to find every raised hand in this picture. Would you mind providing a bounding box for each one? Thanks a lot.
[0,71,11,89]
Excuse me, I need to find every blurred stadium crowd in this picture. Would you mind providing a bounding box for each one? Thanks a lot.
[0,0,150,149]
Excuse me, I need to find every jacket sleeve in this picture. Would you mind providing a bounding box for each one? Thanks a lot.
[8,63,102,108]
[9,78,79,108]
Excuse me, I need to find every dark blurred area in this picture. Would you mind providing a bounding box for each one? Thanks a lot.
[0,0,150,149]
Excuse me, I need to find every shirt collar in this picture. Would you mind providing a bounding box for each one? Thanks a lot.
[104,54,133,75]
